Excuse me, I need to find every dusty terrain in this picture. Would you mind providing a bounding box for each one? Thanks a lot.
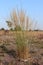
[0,30,43,65]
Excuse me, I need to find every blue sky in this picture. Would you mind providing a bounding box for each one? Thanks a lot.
[0,0,43,30]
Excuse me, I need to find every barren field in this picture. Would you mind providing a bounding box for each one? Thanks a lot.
[0,30,43,65]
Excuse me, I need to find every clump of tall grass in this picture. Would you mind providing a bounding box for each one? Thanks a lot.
[15,31,30,61]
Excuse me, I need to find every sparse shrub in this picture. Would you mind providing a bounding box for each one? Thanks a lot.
[1,28,5,30]
[10,28,14,31]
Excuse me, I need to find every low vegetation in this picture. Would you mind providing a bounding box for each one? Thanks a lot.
[15,31,30,61]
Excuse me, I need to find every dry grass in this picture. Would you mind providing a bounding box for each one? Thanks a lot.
[0,30,43,64]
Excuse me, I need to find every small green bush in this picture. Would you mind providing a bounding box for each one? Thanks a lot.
[14,26,22,31]
[1,28,5,30]
[10,28,14,31]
